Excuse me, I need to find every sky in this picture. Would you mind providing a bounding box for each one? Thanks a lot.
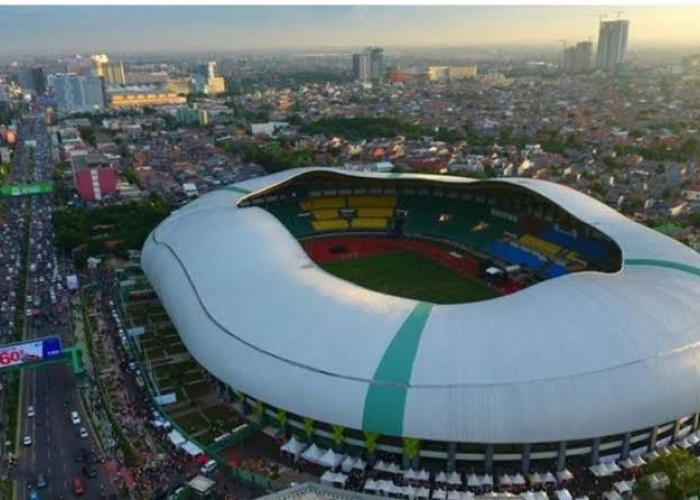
[1,5,700,55]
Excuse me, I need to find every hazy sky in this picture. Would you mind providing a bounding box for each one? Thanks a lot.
[1,5,700,55]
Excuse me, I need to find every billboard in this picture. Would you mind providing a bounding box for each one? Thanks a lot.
[0,182,53,197]
[0,336,62,369]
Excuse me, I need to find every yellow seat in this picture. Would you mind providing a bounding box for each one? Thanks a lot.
[357,207,395,218]
[312,209,339,220]
[347,196,396,208]
[520,234,561,257]
[300,196,345,211]
[352,218,388,230]
[311,219,349,232]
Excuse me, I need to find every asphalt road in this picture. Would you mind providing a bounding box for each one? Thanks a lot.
[11,115,117,499]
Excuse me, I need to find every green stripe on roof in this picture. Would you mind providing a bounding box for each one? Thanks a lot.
[625,259,700,278]
[224,185,252,194]
[362,302,433,436]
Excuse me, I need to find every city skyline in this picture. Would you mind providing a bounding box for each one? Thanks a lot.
[1,5,700,56]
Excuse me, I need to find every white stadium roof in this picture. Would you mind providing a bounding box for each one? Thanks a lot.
[142,168,700,444]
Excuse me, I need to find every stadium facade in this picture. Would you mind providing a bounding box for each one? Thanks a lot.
[142,168,700,473]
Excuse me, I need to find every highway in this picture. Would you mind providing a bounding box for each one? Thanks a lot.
[6,115,116,499]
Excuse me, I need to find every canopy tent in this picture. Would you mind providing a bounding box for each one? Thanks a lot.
[461,492,475,500]
[647,472,670,491]
[280,436,308,458]
[181,441,203,457]
[379,480,394,494]
[319,449,344,468]
[416,487,431,498]
[320,471,335,486]
[534,492,549,500]
[604,491,622,500]
[689,434,700,446]
[607,462,621,474]
[521,492,536,500]
[543,472,557,484]
[436,472,449,484]
[632,455,647,467]
[374,460,389,472]
[404,485,417,499]
[481,474,494,487]
[557,470,574,482]
[645,450,661,461]
[418,469,431,482]
[500,474,513,486]
[364,479,378,491]
[614,481,632,494]
[555,489,573,500]
[574,497,590,500]
[333,472,348,485]
[390,483,404,496]
[677,438,692,449]
[467,474,481,488]
[300,443,325,464]
[340,456,356,473]
[404,469,419,481]
[618,458,635,470]
[388,462,402,475]
[512,473,526,486]
[448,471,463,486]
[448,490,462,500]
[530,473,543,485]
[354,458,367,471]
[433,489,448,500]
[167,430,186,448]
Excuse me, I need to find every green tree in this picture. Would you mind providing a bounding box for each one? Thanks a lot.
[640,447,700,499]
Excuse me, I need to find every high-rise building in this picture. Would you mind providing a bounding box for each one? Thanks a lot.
[596,20,629,73]
[563,42,593,74]
[193,61,226,95]
[102,61,126,86]
[50,73,105,113]
[352,47,385,84]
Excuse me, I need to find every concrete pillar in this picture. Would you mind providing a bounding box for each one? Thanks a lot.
[402,453,411,470]
[589,438,601,466]
[484,444,494,474]
[412,454,420,470]
[447,442,457,473]
[521,443,531,475]
[621,432,631,460]
[672,419,682,440]
[649,426,659,450]
[556,441,567,472]
[693,413,700,431]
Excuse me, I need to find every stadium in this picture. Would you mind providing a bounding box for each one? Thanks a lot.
[142,167,700,473]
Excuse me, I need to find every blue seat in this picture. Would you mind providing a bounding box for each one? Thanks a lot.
[488,241,542,271]
[539,228,609,261]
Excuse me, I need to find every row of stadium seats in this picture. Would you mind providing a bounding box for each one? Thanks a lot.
[300,195,397,211]
[519,234,562,258]
[310,218,389,232]
[538,227,609,261]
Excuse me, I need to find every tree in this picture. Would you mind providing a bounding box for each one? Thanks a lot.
[639,447,700,499]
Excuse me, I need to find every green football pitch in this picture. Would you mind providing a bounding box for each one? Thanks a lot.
[321,250,499,304]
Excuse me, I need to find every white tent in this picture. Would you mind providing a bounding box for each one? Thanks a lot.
[301,443,324,464]
[418,469,431,482]
[321,470,335,486]
[319,449,344,468]
[436,472,449,484]
[448,490,462,500]
[280,436,307,457]
[167,430,186,448]
[448,471,463,486]
[618,458,635,470]
[543,472,557,484]
[433,489,448,500]
[388,462,402,475]
[632,455,647,467]
[500,474,513,486]
[521,491,536,500]
[574,497,589,500]
[181,441,203,457]
[374,460,389,472]
[645,450,661,461]
[588,464,608,478]
[614,481,631,494]
[512,473,526,486]
[607,462,621,474]
[604,491,622,500]
[364,479,378,491]
[340,456,356,473]
[556,470,574,482]
[481,474,494,487]
[333,472,348,485]
[689,434,700,445]
[416,486,431,498]
[467,474,481,488]
[379,480,393,494]
[530,472,543,485]
[390,483,404,496]
[678,438,692,449]
[404,469,419,481]
[404,485,417,499]
[534,492,549,500]
[555,489,573,500]
[461,492,475,500]
[354,458,367,471]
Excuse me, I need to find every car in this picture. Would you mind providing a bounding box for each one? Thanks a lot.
[82,464,97,479]
[85,451,98,464]
[78,426,88,439]
[36,473,46,489]
[200,459,217,476]
[72,476,85,495]
[22,435,32,446]
[73,448,86,463]
[27,405,35,418]
[70,410,81,425]
[28,491,38,500]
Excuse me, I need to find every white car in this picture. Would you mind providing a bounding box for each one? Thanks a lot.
[78,426,88,439]
[70,410,81,425]
[22,435,32,446]
[27,405,35,418]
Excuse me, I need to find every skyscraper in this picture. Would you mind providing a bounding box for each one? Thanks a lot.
[563,41,593,74]
[352,47,385,84]
[50,73,105,113]
[596,20,629,73]
[102,61,126,86]
[193,61,225,95]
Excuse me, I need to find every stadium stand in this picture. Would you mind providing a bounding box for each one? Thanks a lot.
[539,228,609,261]
[312,208,340,221]
[300,196,345,211]
[312,219,350,232]
[352,218,389,230]
[357,207,395,218]
[488,241,543,271]
[347,195,396,208]
[264,203,313,238]
[519,234,562,258]
[544,263,570,279]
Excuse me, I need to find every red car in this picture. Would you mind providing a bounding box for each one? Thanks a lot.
[72,476,85,496]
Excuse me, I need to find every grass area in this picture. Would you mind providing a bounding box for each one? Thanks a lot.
[322,250,499,304]
[174,411,210,435]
